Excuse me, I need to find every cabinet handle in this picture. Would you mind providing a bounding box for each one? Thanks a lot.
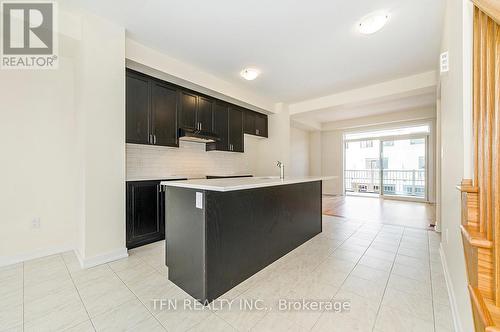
[149,134,152,144]
[153,135,156,144]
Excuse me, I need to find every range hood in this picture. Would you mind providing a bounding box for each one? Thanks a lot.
[178,127,220,143]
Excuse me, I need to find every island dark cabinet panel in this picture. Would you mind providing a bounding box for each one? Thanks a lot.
[151,81,178,147]
[179,91,198,130]
[126,72,150,144]
[126,180,165,249]
[126,69,178,147]
[228,107,244,152]
[207,102,229,151]
[165,181,322,303]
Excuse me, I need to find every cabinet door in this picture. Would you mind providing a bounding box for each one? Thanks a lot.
[151,81,178,147]
[179,91,197,130]
[126,181,164,249]
[197,96,214,131]
[244,110,255,135]
[228,107,244,152]
[255,113,268,137]
[126,71,151,144]
[208,102,229,151]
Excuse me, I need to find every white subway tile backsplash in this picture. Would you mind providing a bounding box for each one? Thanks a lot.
[126,139,259,180]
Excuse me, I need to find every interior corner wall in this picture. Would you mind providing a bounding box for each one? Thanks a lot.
[309,131,322,177]
[76,13,126,262]
[289,127,311,177]
[438,0,474,331]
[320,130,344,195]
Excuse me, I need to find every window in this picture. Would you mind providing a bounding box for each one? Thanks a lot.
[383,185,395,194]
[358,184,368,192]
[418,156,425,169]
[383,141,394,146]
[382,157,389,169]
[404,185,425,196]
[410,138,425,145]
[365,158,379,169]
[360,140,373,148]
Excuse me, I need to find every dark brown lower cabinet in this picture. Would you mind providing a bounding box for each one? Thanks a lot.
[126,180,164,249]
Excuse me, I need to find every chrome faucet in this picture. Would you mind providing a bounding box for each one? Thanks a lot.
[277,161,285,179]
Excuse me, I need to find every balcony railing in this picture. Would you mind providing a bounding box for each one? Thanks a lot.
[344,169,426,197]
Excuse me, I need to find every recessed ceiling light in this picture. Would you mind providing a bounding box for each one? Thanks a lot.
[240,68,260,81]
[358,12,390,35]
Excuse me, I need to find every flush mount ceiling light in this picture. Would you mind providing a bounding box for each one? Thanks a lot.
[358,11,390,35]
[240,68,260,81]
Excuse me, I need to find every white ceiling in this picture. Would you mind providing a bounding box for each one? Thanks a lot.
[64,0,445,104]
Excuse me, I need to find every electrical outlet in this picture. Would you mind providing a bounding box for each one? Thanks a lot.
[32,217,41,229]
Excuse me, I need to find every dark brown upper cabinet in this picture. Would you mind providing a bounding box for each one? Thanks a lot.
[243,110,268,138]
[206,102,229,152]
[179,91,214,131]
[151,80,178,147]
[197,96,214,131]
[228,107,244,152]
[207,104,243,153]
[126,69,178,147]
[126,69,267,151]
[179,91,198,130]
[126,71,150,144]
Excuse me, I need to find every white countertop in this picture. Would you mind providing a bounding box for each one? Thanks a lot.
[161,176,337,192]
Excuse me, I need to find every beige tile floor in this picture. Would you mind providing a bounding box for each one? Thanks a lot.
[0,215,454,332]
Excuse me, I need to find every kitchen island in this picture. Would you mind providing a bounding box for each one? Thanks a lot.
[161,176,333,303]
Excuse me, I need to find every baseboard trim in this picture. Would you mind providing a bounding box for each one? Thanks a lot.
[0,244,74,267]
[75,247,128,269]
[440,244,463,332]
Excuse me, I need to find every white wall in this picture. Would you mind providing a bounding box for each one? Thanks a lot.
[289,127,310,177]
[321,130,344,195]
[0,8,127,267]
[75,13,126,264]
[438,0,474,330]
[309,131,322,176]
[0,49,78,262]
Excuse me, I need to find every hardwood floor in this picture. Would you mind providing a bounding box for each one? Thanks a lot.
[322,195,436,229]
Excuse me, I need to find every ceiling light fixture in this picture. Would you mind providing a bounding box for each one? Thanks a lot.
[240,68,260,81]
[358,11,390,35]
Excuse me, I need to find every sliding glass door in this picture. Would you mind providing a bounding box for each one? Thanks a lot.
[344,139,381,195]
[343,125,430,201]
[381,137,427,199]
